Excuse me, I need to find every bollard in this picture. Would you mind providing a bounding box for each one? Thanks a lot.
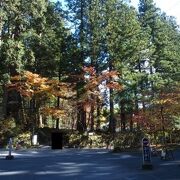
[6,138,14,160]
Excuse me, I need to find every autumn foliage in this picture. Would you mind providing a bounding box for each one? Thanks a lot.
[132,86,180,133]
[7,68,122,122]
[8,71,75,98]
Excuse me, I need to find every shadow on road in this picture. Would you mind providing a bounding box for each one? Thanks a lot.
[0,148,180,180]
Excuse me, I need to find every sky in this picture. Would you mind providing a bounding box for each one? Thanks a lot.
[51,0,180,25]
[131,0,180,25]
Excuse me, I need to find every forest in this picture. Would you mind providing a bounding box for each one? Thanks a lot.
[0,0,180,150]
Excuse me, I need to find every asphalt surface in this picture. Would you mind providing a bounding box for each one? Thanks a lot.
[0,147,180,180]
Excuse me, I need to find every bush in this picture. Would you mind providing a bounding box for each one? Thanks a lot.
[0,117,20,147]
[113,131,143,152]
[13,132,31,148]
[68,132,112,148]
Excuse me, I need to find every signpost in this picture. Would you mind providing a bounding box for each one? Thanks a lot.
[6,138,14,160]
[142,138,153,170]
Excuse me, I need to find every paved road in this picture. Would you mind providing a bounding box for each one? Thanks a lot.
[0,147,180,180]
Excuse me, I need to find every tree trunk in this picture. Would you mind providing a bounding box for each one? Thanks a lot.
[108,57,115,133]
[90,106,94,131]
[56,96,60,129]
[134,89,140,130]
[20,97,26,125]
[160,106,166,146]
[77,106,86,132]
[120,100,126,131]
[96,103,100,130]
[2,85,7,118]
[129,113,133,132]
[76,0,87,133]
[109,88,115,133]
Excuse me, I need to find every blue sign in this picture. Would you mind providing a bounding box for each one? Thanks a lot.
[142,138,149,146]
[142,138,151,163]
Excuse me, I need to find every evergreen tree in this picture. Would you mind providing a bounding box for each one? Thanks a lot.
[0,0,48,122]
[103,0,147,132]
[65,0,91,132]
[0,0,69,125]
[138,0,180,134]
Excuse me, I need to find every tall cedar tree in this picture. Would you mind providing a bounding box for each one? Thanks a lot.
[0,1,69,126]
